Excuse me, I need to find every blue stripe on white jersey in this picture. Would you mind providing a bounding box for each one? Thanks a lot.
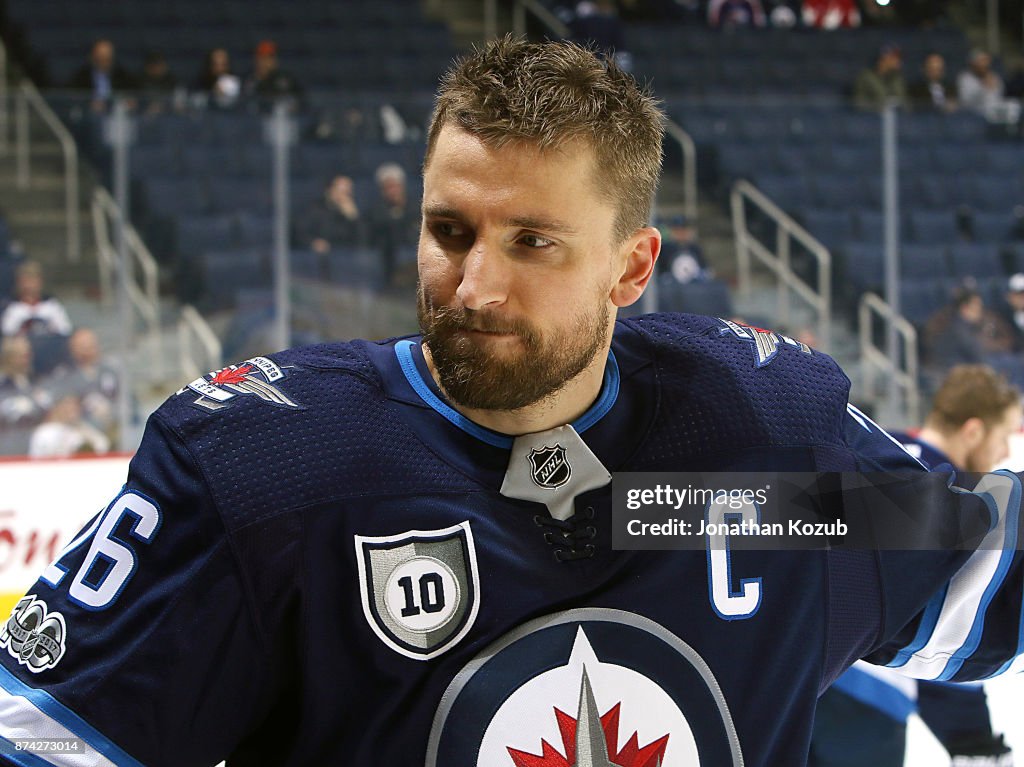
[886,471,1021,680]
[0,663,142,767]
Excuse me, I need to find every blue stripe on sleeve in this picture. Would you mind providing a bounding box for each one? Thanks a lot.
[940,470,1022,680]
[0,665,144,767]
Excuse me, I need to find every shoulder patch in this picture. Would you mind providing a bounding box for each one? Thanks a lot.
[176,356,304,412]
[1,595,67,673]
[718,319,813,368]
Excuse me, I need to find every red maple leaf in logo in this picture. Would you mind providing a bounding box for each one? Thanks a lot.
[507,703,669,767]
[209,364,254,386]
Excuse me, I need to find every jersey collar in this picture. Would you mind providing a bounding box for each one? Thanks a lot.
[393,339,620,449]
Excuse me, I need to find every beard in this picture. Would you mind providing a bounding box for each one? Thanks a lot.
[417,283,610,412]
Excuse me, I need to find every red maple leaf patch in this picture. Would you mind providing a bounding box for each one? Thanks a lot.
[209,364,254,386]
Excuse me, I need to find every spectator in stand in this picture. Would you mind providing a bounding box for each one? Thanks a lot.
[925,286,1013,371]
[708,0,767,28]
[244,40,303,110]
[1,261,72,338]
[137,50,180,114]
[957,49,1022,124]
[567,1,631,71]
[801,0,860,28]
[909,52,958,113]
[657,214,712,284]
[28,395,110,459]
[996,272,1024,352]
[194,48,241,110]
[295,175,365,256]
[0,336,51,437]
[369,163,420,289]
[67,39,136,114]
[853,43,907,111]
[45,328,119,439]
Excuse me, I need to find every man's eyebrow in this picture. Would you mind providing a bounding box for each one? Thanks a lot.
[422,203,461,219]
[422,205,578,235]
[503,216,578,235]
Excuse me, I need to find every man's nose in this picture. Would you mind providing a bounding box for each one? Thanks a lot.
[455,240,508,311]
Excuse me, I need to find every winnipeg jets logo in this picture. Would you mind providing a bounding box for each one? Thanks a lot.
[0,595,67,673]
[428,609,744,766]
[719,319,812,368]
[529,445,572,489]
[179,356,301,412]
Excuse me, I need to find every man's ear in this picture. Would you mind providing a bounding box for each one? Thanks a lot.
[960,417,986,450]
[611,226,661,308]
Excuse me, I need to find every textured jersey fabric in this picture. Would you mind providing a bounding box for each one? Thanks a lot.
[0,314,1021,767]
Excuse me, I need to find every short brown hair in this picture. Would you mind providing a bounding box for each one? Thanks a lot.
[928,364,1021,431]
[425,35,665,241]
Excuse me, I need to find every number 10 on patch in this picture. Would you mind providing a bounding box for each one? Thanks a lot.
[355,521,480,661]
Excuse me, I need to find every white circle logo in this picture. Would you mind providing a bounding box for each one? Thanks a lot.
[384,556,460,633]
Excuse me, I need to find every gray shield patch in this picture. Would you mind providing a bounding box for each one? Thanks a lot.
[355,521,480,660]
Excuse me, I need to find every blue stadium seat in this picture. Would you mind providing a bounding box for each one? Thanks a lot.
[656,275,733,318]
[970,176,1022,212]
[855,211,887,244]
[842,243,886,293]
[199,250,270,308]
[982,145,1024,173]
[755,174,810,211]
[180,144,234,177]
[812,174,867,209]
[236,213,275,249]
[907,209,960,245]
[326,246,385,288]
[901,243,948,282]
[143,177,209,216]
[207,178,272,216]
[948,242,1004,280]
[899,279,946,325]
[176,215,237,256]
[971,211,1016,243]
[900,115,944,143]
[132,146,181,178]
[775,141,828,173]
[930,143,983,174]
[827,144,880,175]
[941,112,989,141]
[290,249,322,280]
[718,143,778,180]
[802,208,855,251]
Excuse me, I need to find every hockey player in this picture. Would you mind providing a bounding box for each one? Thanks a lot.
[812,365,1020,767]
[0,37,1023,767]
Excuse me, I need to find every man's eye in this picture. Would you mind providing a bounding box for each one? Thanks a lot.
[434,222,467,239]
[518,234,554,248]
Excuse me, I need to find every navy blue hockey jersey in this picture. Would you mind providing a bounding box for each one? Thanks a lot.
[1,314,1022,767]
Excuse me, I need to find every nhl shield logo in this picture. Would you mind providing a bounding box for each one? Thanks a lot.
[355,521,480,661]
[528,444,572,489]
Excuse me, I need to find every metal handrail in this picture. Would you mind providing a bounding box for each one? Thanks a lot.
[730,179,831,349]
[0,42,8,155]
[15,81,80,261]
[858,292,920,424]
[178,305,222,382]
[664,119,698,223]
[511,0,570,37]
[91,188,159,342]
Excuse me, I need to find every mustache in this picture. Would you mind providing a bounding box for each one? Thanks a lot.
[423,301,536,342]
